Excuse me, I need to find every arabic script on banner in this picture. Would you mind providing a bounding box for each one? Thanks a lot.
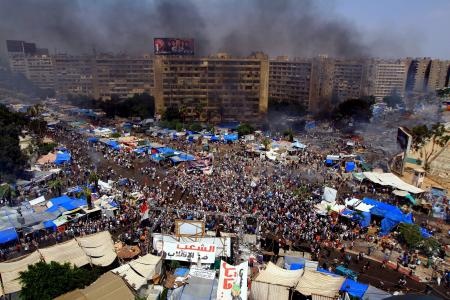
[217,260,248,300]
[164,242,216,264]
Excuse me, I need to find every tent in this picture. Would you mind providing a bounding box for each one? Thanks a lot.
[157,147,176,156]
[87,137,99,143]
[295,270,345,298]
[251,262,303,300]
[54,151,71,165]
[362,172,423,194]
[77,231,117,267]
[223,133,238,142]
[340,278,369,298]
[29,195,46,206]
[0,251,42,294]
[39,239,90,267]
[55,272,135,300]
[179,274,216,300]
[363,285,391,300]
[47,195,87,212]
[112,254,162,291]
[105,140,121,150]
[0,228,18,244]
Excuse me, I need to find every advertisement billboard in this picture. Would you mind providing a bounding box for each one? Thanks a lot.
[154,38,194,55]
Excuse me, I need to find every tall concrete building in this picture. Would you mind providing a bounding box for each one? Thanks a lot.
[153,52,269,122]
[93,53,154,100]
[25,54,55,90]
[52,54,95,96]
[367,59,408,100]
[427,59,450,91]
[269,57,312,109]
[405,58,431,93]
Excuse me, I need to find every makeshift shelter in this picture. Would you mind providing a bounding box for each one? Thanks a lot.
[112,253,162,291]
[55,272,135,300]
[295,270,345,298]
[362,198,413,235]
[47,195,87,212]
[345,161,356,172]
[54,151,71,165]
[251,262,303,300]
[223,133,238,142]
[36,152,57,164]
[284,257,318,271]
[323,187,337,202]
[77,231,117,267]
[179,274,216,300]
[105,140,121,150]
[29,195,45,206]
[38,239,90,267]
[340,278,369,298]
[363,285,391,300]
[362,172,423,194]
[0,228,18,244]
[0,251,42,295]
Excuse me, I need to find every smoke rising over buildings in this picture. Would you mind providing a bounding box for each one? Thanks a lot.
[0,0,412,59]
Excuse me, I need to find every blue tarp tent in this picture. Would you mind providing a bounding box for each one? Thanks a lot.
[43,220,57,231]
[224,133,238,142]
[210,135,220,142]
[340,278,369,298]
[47,195,86,212]
[54,151,71,165]
[0,227,18,244]
[157,147,176,156]
[284,256,305,270]
[345,161,356,172]
[105,140,121,150]
[362,198,413,235]
[87,137,99,143]
[359,211,371,228]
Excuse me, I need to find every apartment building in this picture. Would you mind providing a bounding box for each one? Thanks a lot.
[52,54,95,96]
[93,54,154,100]
[367,59,408,100]
[153,52,269,122]
[25,54,55,90]
[427,59,450,91]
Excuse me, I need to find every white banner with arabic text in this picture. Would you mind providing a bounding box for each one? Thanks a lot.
[164,242,216,264]
[217,260,248,300]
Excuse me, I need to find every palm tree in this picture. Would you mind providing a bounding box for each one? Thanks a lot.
[48,179,63,196]
[262,138,271,151]
[81,186,93,210]
[88,172,99,192]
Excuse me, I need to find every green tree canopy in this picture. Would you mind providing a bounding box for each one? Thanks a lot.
[162,105,181,121]
[19,261,100,300]
[237,123,254,137]
[410,123,449,170]
[333,98,374,122]
[398,223,422,249]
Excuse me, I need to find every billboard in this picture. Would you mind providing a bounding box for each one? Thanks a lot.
[217,260,248,300]
[154,38,194,55]
[397,127,412,152]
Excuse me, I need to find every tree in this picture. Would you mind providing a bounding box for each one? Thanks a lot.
[282,128,294,142]
[383,90,404,108]
[19,261,100,300]
[88,172,99,192]
[237,123,254,137]
[162,105,181,121]
[81,186,93,210]
[48,179,63,197]
[398,223,422,249]
[262,138,271,150]
[0,183,17,206]
[333,98,373,122]
[410,123,449,171]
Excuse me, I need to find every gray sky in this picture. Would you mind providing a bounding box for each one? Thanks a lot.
[0,0,448,59]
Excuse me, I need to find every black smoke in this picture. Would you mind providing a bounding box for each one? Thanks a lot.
[0,0,408,59]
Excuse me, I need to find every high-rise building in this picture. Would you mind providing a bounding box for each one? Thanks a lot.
[25,54,55,90]
[427,59,450,91]
[405,58,431,93]
[367,59,408,100]
[93,53,154,100]
[153,52,269,122]
[53,54,95,96]
[269,57,312,109]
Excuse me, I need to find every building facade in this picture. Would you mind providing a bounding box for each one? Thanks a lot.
[367,59,409,100]
[52,54,95,96]
[153,52,269,122]
[269,57,312,109]
[427,59,450,91]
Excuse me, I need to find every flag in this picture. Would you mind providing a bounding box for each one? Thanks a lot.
[140,201,149,221]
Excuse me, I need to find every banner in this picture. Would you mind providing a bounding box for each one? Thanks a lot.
[189,267,216,280]
[163,242,216,264]
[154,38,194,55]
[217,260,248,300]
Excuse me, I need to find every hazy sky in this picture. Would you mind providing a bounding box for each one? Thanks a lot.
[333,0,450,58]
[0,0,449,59]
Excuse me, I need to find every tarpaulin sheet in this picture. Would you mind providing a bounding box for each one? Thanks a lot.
[157,147,176,155]
[54,151,71,165]
[180,276,215,300]
[0,228,18,244]
[296,270,345,298]
[420,227,432,238]
[362,172,423,194]
[255,262,303,287]
[223,134,238,141]
[345,161,356,172]
[340,278,368,298]
[0,251,42,294]
[105,140,120,150]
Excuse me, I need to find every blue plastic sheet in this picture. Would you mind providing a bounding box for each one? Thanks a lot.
[345,161,356,172]
[340,278,369,298]
[420,227,432,238]
[0,228,18,244]
[54,151,71,165]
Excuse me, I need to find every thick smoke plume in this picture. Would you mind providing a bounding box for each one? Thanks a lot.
[0,0,407,59]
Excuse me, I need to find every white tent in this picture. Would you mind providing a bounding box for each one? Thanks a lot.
[0,251,42,295]
[77,231,117,267]
[38,239,90,267]
[362,172,423,194]
[251,262,303,300]
[295,270,345,298]
[112,254,162,291]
